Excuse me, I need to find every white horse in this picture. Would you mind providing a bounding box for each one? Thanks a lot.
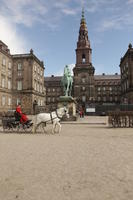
[32,107,69,134]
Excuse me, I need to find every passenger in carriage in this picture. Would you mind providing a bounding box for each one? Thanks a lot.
[15,103,29,124]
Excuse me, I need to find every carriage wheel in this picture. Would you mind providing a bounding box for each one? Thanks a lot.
[22,124,33,133]
[26,124,33,133]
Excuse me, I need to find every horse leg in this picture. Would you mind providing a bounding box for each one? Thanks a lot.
[52,121,56,134]
[32,124,36,134]
[57,121,61,133]
[42,122,47,134]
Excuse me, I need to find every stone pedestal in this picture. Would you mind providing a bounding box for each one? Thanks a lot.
[58,96,77,121]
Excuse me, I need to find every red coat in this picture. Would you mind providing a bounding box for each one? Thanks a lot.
[16,106,28,123]
[16,105,22,114]
[20,113,28,123]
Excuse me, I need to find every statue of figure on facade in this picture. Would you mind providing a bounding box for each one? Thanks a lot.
[61,65,73,96]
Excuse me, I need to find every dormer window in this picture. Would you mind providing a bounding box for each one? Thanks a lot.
[82,54,86,63]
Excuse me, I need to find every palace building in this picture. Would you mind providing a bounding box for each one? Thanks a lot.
[45,10,122,111]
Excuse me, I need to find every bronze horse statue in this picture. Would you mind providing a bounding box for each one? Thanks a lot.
[61,65,73,96]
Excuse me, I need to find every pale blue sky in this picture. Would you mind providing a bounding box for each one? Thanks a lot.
[0,0,133,76]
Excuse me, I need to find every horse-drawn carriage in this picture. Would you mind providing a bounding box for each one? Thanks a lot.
[1,110,33,132]
[0,107,69,134]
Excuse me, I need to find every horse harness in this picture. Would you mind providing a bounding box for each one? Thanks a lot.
[50,110,62,124]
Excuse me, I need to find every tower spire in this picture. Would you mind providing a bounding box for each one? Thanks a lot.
[81,7,86,26]
[82,6,84,19]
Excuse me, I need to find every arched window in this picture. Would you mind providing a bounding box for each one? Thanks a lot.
[82,54,86,63]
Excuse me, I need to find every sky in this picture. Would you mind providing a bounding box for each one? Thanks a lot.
[0,0,133,76]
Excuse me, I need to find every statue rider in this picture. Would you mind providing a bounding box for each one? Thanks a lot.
[61,65,73,96]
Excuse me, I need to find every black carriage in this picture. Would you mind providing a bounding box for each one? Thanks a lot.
[1,110,33,132]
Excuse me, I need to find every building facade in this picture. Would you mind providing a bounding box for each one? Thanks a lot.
[0,41,13,113]
[120,43,133,104]
[0,41,46,115]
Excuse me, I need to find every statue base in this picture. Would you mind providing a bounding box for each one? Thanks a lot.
[58,96,77,121]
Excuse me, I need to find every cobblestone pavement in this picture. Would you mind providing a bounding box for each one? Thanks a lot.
[0,123,133,200]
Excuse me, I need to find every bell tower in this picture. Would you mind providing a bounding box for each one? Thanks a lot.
[73,9,95,109]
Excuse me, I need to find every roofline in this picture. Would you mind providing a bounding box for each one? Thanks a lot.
[12,53,45,69]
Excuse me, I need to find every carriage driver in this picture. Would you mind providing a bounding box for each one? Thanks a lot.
[15,103,28,124]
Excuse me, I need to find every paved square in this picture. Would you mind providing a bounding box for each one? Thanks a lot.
[0,124,133,200]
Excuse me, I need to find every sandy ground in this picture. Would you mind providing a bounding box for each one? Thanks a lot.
[0,124,133,200]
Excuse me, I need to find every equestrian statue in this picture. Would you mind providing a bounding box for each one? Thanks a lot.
[61,65,73,96]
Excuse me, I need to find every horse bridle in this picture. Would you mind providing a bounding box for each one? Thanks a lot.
[55,110,62,120]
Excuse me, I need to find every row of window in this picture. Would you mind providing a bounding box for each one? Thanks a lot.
[34,65,43,76]
[17,63,43,77]
[47,97,59,102]
[34,82,43,93]
[121,62,128,74]
[96,96,118,102]
[96,86,120,92]
[121,80,129,92]
[47,88,60,92]
[80,96,118,102]
[17,99,43,106]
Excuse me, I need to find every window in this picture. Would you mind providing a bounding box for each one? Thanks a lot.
[109,87,112,91]
[40,70,43,76]
[82,96,86,102]
[2,58,6,66]
[2,96,6,106]
[82,78,85,83]
[34,82,36,90]
[40,85,42,93]
[38,67,40,74]
[18,63,22,70]
[82,54,86,63]
[17,81,22,90]
[37,83,39,92]
[98,96,101,101]
[97,87,101,91]
[52,97,55,102]
[115,96,118,102]
[1,76,5,88]
[48,97,50,102]
[110,97,113,102]
[103,96,106,102]
[34,65,37,71]
[8,70,12,77]
[40,100,43,106]
[103,87,106,91]
[18,71,22,76]
[17,98,21,105]
[38,99,40,106]
[127,80,129,89]
[8,62,12,69]
[53,88,55,92]
[8,97,12,106]
[8,79,11,89]
[82,86,85,91]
